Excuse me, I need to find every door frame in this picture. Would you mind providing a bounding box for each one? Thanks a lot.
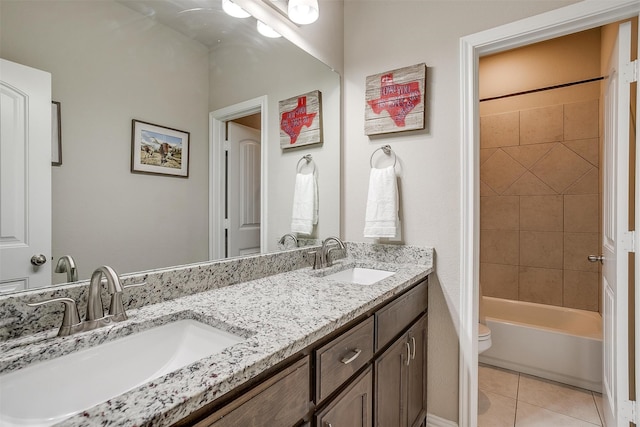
[459,1,640,425]
[209,96,268,260]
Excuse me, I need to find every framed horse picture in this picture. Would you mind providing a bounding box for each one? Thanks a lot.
[131,120,190,178]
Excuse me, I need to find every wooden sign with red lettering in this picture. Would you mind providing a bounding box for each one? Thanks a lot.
[365,63,426,135]
[279,90,323,149]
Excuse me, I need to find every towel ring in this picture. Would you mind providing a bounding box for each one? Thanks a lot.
[297,154,315,174]
[370,145,397,168]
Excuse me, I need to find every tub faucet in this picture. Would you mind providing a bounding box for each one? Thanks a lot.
[55,255,78,282]
[86,266,126,328]
[278,233,299,248]
[319,236,346,268]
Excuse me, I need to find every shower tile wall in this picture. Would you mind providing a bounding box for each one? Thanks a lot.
[480,99,600,311]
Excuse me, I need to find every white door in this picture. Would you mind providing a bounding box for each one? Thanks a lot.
[0,59,52,292]
[602,20,636,427]
[226,122,261,257]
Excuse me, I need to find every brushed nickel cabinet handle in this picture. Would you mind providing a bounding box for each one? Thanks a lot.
[410,336,416,360]
[340,348,362,364]
[405,342,411,366]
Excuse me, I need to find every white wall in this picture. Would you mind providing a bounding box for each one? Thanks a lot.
[209,40,341,250]
[480,28,602,101]
[1,1,210,283]
[342,0,580,421]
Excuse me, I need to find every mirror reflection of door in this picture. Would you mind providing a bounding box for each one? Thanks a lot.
[226,120,261,258]
[0,59,52,292]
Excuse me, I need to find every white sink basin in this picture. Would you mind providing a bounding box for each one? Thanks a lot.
[325,267,395,285]
[0,319,245,427]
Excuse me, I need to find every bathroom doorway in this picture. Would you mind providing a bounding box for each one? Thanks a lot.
[209,96,268,261]
[460,2,640,426]
[226,118,261,258]
[477,26,610,425]
[0,59,53,290]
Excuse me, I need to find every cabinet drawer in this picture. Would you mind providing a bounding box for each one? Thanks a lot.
[315,316,374,402]
[194,356,310,427]
[375,279,428,351]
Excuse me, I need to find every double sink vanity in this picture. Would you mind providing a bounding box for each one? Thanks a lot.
[0,242,433,427]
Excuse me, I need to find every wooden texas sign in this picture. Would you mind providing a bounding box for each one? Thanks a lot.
[365,63,426,136]
[279,90,323,148]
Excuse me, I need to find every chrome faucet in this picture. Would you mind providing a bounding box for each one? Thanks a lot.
[86,266,126,327]
[55,255,78,282]
[311,236,346,269]
[27,265,144,336]
[278,233,299,248]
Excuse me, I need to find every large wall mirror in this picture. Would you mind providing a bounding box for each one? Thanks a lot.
[0,0,340,292]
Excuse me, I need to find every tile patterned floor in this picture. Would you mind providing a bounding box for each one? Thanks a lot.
[479,364,604,426]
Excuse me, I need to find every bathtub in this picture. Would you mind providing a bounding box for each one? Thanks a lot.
[479,296,603,392]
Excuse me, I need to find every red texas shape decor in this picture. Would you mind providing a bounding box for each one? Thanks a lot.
[365,63,426,136]
[279,90,323,149]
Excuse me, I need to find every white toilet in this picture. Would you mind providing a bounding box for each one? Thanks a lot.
[478,323,492,354]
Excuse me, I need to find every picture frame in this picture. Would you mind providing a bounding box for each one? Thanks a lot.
[365,63,427,136]
[279,90,323,149]
[51,101,62,166]
[131,119,190,178]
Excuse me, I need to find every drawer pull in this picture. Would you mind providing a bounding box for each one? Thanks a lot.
[410,336,416,360]
[340,348,362,364]
[405,342,411,366]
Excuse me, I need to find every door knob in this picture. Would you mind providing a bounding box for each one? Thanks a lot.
[587,255,604,263]
[30,254,47,266]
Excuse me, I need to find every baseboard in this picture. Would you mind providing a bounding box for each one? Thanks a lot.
[426,413,458,427]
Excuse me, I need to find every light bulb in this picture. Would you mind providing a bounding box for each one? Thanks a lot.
[222,0,250,18]
[257,21,281,38]
[287,0,319,25]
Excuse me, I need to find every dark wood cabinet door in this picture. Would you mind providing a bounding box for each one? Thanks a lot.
[315,367,373,427]
[374,334,408,427]
[407,314,427,427]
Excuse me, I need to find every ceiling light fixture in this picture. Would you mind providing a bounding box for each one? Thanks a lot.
[222,0,250,18]
[287,0,319,25]
[256,20,282,38]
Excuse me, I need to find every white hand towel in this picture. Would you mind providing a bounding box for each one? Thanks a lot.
[291,172,318,235]
[364,166,398,238]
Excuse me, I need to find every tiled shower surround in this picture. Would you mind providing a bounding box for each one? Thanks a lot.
[480,99,600,311]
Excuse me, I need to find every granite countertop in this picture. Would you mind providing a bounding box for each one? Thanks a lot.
[0,247,433,427]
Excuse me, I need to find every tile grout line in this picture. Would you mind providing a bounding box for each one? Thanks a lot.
[516,392,604,427]
[591,391,604,426]
[481,365,603,426]
[515,400,603,426]
[513,372,520,427]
